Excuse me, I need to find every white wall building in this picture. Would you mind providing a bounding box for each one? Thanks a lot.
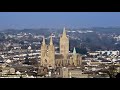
[96,50,119,56]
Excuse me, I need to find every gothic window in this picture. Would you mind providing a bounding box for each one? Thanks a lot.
[45,59,47,63]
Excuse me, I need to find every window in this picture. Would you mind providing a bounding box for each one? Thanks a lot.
[45,59,47,63]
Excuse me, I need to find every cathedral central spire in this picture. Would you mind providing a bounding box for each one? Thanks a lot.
[60,27,69,58]
[62,27,67,37]
[42,36,46,45]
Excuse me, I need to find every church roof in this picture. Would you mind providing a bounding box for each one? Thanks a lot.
[55,53,73,59]
[55,54,64,59]
[67,54,73,59]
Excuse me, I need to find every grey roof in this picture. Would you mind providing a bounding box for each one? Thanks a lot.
[55,53,81,60]
[67,54,73,59]
[55,53,74,60]
[0,56,4,61]
[55,54,64,59]
[115,60,120,62]
[101,60,111,62]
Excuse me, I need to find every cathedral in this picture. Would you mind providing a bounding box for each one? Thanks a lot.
[40,27,82,68]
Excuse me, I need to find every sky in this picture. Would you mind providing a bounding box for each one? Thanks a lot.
[0,12,120,30]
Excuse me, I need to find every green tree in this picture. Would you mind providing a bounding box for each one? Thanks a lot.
[76,48,87,55]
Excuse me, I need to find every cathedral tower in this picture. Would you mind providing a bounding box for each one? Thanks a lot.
[41,36,47,66]
[60,27,69,59]
[48,36,55,68]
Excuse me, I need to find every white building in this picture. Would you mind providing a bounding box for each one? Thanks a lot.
[96,50,119,56]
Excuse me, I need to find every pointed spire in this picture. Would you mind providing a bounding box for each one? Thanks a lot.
[42,36,45,45]
[73,47,76,55]
[62,27,67,37]
[50,35,53,45]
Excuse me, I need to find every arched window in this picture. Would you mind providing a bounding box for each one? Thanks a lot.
[45,59,47,63]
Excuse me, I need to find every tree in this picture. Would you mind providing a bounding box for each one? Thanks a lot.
[76,48,87,55]
[106,65,117,78]
[115,73,120,78]
[85,38,91,43]
[99,64,118,78]
[24,54,30,65]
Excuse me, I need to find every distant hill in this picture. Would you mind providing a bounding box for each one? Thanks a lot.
[1,28,52,36]
[92,27,120,34]
[1,27,120,34]
[1,27,120,51]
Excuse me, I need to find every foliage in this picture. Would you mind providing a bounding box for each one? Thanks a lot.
[76,48,87,55]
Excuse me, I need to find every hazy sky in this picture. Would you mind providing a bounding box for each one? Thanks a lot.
[0,12,120,30]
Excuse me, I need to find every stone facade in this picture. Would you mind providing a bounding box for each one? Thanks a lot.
[60,27,69,59]
[40,27,82,68]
